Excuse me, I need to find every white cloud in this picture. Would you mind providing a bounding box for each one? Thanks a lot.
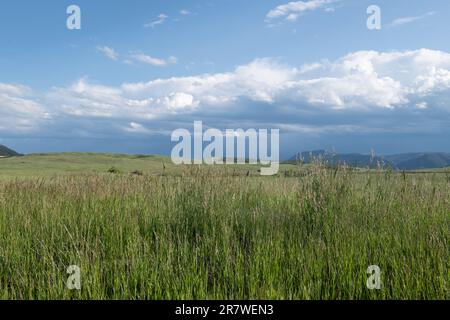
[180,9,191,15]
[144,14,168,28]
[47,77,199,122]
[0,83,33,96]
[168,56,178,64]
[2,49,450,138]
[121,58,296,107]
[49,78,155,119]
[124,122,151,134]
[266,0,338,22]
[95,47,177,67]
[96,46,119,60]
[416,102,428,110]
[164,92,198,110]
[53,49,450,120]
[388,11,436,28]
[130,52,177,67]
[121,49,450,111]
[0,83,49,134]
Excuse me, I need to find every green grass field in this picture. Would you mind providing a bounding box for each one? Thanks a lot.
[0,153,177,178]
[0,153,281,178]
[0,154,448,299]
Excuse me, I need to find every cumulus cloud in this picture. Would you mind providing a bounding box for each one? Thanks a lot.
[124,122,151,134]
[266,0,338,22]
[48,77,199,122]
[121,49,450,111]
[2,49,450,138]
[121,58,296,105]
[0,83,49,134]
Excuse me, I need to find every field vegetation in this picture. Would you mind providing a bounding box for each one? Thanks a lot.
[0,154,448,299]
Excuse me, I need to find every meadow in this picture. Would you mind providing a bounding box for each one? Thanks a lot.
[0,154,448,299]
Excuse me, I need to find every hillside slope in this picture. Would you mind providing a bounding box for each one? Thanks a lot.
[0,145,21,157]
[385,153,450,170]
[289,150,450,170]
[0,153,281,178]
[288,150,394,169]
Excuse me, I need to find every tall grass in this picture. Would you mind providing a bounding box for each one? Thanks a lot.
[0,165,448,299]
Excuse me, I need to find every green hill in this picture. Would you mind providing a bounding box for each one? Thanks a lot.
[287,150,394,169]
[384,153,450,170]
[0,153,281,178]
[289,150,450,170]
[0,145,21,157]
[0,153,171,177]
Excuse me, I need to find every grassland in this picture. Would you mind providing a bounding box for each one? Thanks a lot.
[0,154,448,299]
[0,153,177,178]
[0,153,277,178]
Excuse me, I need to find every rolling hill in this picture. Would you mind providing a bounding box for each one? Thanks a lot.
[0,145,21,157]
[288,150,450,170]
[384,153,450,170]
[287,150,394,169]
[0,153,279,178]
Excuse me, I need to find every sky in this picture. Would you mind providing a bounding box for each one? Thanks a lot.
[1,0,450,159]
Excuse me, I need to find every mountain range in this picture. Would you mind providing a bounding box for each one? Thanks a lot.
[1,145,450,170]
[288,150,450,170]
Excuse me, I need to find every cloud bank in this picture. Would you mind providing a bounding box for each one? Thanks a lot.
[0,83,49,134]
[2,49,450,143]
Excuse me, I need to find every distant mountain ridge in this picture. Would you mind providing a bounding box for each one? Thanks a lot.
[288,150,450,170]
[384,153,450,170]
[1,145,449,170]
[0,145,21,157]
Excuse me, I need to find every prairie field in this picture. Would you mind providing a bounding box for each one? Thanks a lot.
[0,154,448,299]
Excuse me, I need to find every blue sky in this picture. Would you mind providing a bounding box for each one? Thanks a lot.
[1,0,450,158]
